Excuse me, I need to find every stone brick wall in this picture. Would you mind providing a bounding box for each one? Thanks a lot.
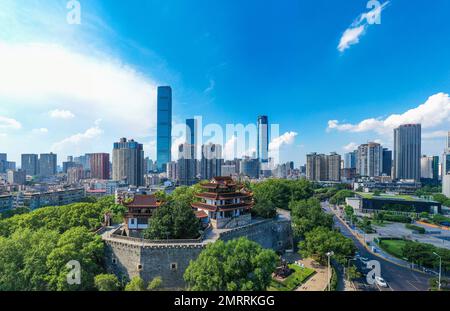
[103,218,293,289]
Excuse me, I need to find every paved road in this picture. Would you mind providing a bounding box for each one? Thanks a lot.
[322,202,431,291]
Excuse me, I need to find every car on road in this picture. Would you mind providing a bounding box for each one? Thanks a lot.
[375,276,388,288]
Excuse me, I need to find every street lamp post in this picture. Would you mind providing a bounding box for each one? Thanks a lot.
[433,252,442,291]
[326,251,334,291]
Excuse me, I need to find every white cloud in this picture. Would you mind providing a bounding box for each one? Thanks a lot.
[0,42,159,137]
[328,93,450,134]
[269,132,298,151]
[32,128,48,134]
[51,123,103,153]
[204,79,215,93]
[338,1,390,52]
[338,26,366,53]
[343,142,359,152]
[49,109,75,119]
[423,130,449,139]
[224,135,238,160]
[0,115,21,130]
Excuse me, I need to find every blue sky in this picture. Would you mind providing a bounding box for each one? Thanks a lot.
[0,0,449,166]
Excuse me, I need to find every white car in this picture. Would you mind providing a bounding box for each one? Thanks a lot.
[375,276,388,288]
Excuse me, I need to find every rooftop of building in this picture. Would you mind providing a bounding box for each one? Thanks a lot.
[356,192,440,203]
[122,194,161,209]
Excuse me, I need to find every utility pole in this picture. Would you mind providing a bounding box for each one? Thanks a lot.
[326,251,334,291]
[433,252,442,291]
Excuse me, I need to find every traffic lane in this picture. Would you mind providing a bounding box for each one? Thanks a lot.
[332,212,430,291]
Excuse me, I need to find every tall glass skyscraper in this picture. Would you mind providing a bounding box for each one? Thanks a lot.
[393,124,421,181]
[157,86,172,172]
[257,116,269,163]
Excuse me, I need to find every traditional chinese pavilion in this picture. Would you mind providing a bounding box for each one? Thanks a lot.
[192,176,254,229]
[120,194,162,236]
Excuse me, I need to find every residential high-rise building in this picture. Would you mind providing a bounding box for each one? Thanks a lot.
[7,169,26,185]
[21,154,39,176]
[157,86,172,172]
[39,153,57,177]
[356,142,383,177]
[344,151,357,169]
[306,152,341,182]
[177,143,197,186]
[166,161,178,181]
[393,124,421,181]
[200,143,223,180]
[90,153,110,180]
[257,116,269,163]
[67,165,85,184]
[382,148,392,176]
[327,152,342,182]
[112,138,145,186]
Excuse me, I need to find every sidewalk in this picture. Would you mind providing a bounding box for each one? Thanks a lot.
[295,258,329,291]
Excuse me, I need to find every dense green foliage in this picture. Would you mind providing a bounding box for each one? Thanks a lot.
[0,227,104,290]
[252,179,314,213]
[299,226,356,265]
[379,213,411,224]
[94,274,121,291]
[379,238,450,272]
[290,198,333,239]
[329,190,354,205]
[432,194,450,207]
[184,237,278,291]
[143,199,201,240]
[124,276,146,291]
[0,196,122,291]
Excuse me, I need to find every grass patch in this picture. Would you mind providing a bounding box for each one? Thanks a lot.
[378,239,406,259]
[268,264,315,291]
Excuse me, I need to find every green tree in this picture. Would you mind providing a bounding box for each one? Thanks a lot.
[143,200,200,240]
[346,265,361,280]
[45,227,104,291]
[147,276,163,291]
[329,190,354,205]
[125,276,146,291]
[290,198,333,239]
[252,192,277,219]
[184,237,278,291]
[299,226,356,265]
[94,274,120,291]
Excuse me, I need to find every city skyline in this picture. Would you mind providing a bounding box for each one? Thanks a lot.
[1,0,450,167]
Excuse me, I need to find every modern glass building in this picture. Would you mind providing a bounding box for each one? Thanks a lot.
[393,124,421,181]
[344,151,357,169]
[257,115,269,163]
[186,118,198,160]
[157,86,172,172]
[382,148,392,176]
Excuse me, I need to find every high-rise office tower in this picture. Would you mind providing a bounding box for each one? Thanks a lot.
[393,124,421,181]
[421,155,435,179]
[257,116,269,163]
[112,138,144,186]
[21,154,39,176]
[186,118,198,148]
[356,142,383,177]
[39,153,57,177]
[200,143,223,180]
[157,86,172,172]
[344,151,357,169]
[177,143,197,186]
[90,153,110,180]
[382,148,392,176]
